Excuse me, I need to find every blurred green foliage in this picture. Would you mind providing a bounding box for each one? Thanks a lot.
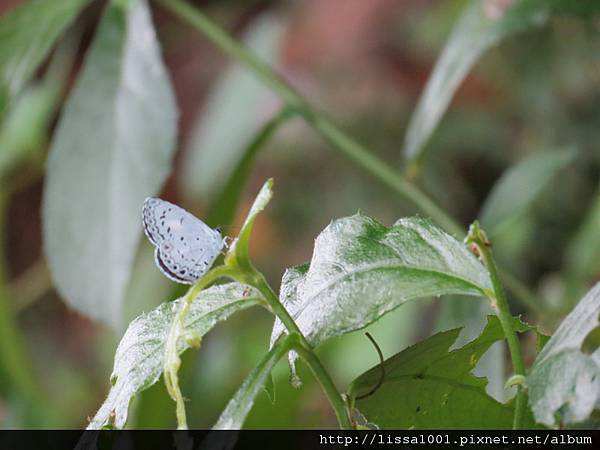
[2,0,600,429]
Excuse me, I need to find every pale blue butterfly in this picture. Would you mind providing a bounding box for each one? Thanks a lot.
[142,198,224,284]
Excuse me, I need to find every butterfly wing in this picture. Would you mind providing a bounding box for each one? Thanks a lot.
[142,198,224,284]
[143,197,184,245]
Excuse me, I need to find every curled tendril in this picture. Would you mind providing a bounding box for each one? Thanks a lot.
[356,332,385,400]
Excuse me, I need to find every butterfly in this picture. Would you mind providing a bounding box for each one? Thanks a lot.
[142,197,225,284]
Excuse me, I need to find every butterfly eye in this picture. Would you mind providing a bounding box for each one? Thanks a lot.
[215,226,222,233]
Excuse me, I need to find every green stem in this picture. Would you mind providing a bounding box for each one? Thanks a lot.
[156,0,304,109]
[467,222,526,430]
[154,0,542,315]
[207,107,294,228]
[248,270,353,429]
[305,116,463,236]
[163,259,352,429]
[163,265,238,429]
[9,259,52,314]
[155,0,462,237]
[291,342,353,425]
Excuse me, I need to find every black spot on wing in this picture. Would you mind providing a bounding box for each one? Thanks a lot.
[154,248,196,284]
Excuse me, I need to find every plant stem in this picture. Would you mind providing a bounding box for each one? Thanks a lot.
[9,259,52,314]
[291,342,353,424]
[207,107,294,228]
[155,0,462,237]
[155,0,542,315]
[306,116,464,236]
[157,0,304,108]
[467,222,526,430]
[249,270,353,429]
[163,265,239,429]
[164,261,352,429]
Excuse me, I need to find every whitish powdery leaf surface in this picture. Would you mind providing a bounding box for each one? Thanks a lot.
[88,283,262,429]
[271,214,492,374]
[43,0,177,328]
[528,282,600,427]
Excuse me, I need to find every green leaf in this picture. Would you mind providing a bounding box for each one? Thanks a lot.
[226,179,273,269]
[435,297,506,401]
[206,109,291,229]
[213,334,295,429]
[271,215,492,374]
[0,31,77,179]
[87,283,263,429]
[181,13,284,201]
[347,315,532,428]
[0,0,90,111]
[528,282,600,427]
[0,81,57,178]
[479,150,574,236]
[402,0,599,168]
[563,189,600,305]
[42,0,177,329]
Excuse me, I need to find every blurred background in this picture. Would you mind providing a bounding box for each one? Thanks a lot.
[1,0,600,428]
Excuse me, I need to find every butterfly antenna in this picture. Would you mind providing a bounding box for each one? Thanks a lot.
[355,332,385,400]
